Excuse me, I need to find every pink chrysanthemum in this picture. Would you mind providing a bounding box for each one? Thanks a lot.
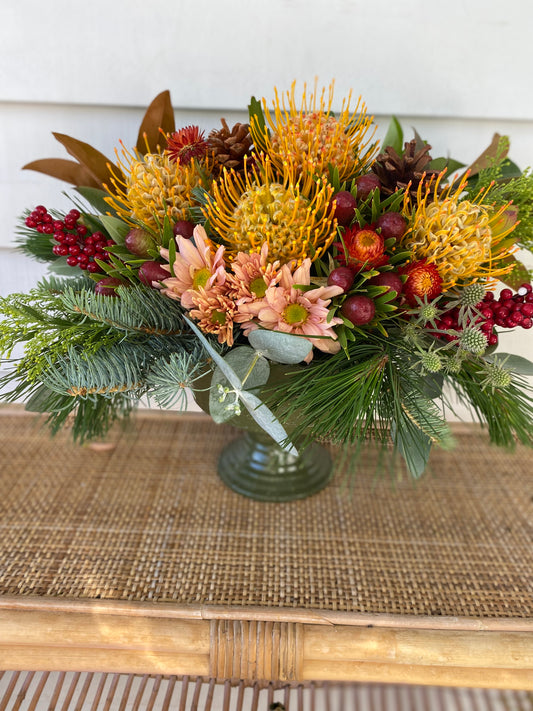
[159,225,226,308]
[189,286,236,347]
[239,259,343,356]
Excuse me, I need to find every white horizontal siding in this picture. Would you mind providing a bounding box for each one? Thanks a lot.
[3,0,533,120]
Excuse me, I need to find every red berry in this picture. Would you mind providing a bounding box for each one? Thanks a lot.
[173,220,196,239]
[501,298,514,310]
[500,288,513,300]
[327,266,355,292]
[368,271,403,296]
[488,333,499,345]
[510,311,523,324]
[355,174,381,200]
[519,283,532,294]
[521,303,533,317]
[138,261,170,287]
[87,262,101,273]
[332,191,357,227]
[25,217,37,228]
[494,306,509,319]
[375,212,407,241]
[68,245,81,256]
[483,292,495,302]
[68,209,81,220]
[66,256,78,266]
[525,293,533,303]
[94,277,125,296]
[522,318,532,329]
[341,295,376,326]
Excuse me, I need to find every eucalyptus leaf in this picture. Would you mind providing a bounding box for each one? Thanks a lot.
[485,353,533,376]
[248,330,312,364]
[209,346,270,423]
[183,316,297,453]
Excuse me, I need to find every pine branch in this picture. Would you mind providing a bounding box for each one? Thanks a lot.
[58,284,192,337]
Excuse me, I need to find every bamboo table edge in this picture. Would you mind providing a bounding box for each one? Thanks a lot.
[0,596,532,689]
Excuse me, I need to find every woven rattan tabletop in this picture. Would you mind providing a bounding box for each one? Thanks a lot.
[0,406,532,687]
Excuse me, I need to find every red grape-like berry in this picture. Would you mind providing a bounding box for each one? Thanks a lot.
[327,266,355,292]
[94,277,126,297]
[332,191,357,226]
[173,220,196,239]
[124,228,156,258]
[354,174,381,201]
[375,212,407,241]
[341,295,376,326]
[368,271,403,296]
[138,261,170,287]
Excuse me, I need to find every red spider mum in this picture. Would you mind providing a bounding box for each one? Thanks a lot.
[337,225,388,271]
[400,260,443,305]
[166,126,209,163]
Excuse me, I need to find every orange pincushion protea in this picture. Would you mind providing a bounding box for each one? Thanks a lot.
[252,80,378,182]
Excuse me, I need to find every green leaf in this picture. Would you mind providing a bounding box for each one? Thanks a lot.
[248,96,269,153]
[98,215,131,245]
[75,186,117,216]
[428,157,466,175]
[498,255,531,290]
[248,330,312,364]
[485,353,533,376]
[392,420,432,479]
[381,117,403,155]
[48,257,80,275]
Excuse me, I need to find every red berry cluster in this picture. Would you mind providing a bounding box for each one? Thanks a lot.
[481,285,533,330]
[433,283,533,347]
[25,205,114,274]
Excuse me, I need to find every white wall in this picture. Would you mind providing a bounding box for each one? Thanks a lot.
[1,0,532,410]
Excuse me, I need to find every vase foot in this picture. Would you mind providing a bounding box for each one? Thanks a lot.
[217,431,332,502]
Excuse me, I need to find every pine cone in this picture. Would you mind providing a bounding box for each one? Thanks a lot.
[208,119,254,177]
[372,139,440,200]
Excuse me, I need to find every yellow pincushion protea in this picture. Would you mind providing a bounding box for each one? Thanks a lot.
[104,143,205,230]
[202,154,337,265]
[252,80,378,182]
[401,174,518,290]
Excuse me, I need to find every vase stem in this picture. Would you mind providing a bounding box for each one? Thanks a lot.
[217,430,332,502]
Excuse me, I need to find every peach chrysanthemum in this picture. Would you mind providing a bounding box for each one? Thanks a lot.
[189,287,236,347]
[251,80,378,182]
[227,243,282,310]
[239,259,343,356]
[159,225,227,309]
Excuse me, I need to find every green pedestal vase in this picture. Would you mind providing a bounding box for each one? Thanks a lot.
[192,366,332,501]
[217,428,332,502]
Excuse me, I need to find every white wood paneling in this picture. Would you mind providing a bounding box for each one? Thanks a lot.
[3,0,533,120]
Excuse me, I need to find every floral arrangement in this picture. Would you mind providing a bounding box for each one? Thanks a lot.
[2,82,533,478]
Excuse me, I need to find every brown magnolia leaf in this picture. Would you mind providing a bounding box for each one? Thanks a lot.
[499,254,531,290]
[467,133,509,178]
[136,90,175,154]
[52,132,123,193]
[22,158,102,189]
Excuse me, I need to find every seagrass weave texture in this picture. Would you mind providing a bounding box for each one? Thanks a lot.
[0,408,532,618]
